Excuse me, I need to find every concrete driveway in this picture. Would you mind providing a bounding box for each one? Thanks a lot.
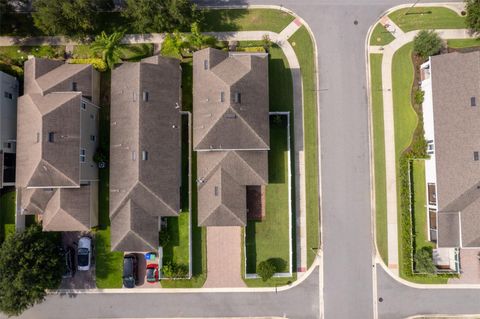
[59,232,95,289]
[204,226,246,288]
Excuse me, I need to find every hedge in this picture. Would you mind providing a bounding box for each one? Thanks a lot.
[68,58,107,72]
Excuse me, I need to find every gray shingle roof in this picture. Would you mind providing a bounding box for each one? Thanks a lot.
[16,92,82,188]
[193,48,269,150]
[109,55,182,251]
[19,186,93,231]
[197,151,268,226]
[430,52,480,248]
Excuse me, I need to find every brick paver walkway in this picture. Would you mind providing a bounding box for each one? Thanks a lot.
[204,227,246,288]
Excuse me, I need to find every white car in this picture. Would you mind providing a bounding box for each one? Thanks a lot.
[77,236,92,271]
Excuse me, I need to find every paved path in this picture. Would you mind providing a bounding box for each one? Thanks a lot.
[368,26,475,273]
[204,227,245,288]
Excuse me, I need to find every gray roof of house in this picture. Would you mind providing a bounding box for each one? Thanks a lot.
[192,48,269,150]
[16,92,82,188]
[197,151,268,226]
[16,57,98,189]
[431,51,480,248]
[19,186,93,231]
[109,55,182,251]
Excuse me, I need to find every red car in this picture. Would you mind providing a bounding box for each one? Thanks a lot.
[146,263,158,283]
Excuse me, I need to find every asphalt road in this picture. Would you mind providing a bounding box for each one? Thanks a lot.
[8,269,320,319]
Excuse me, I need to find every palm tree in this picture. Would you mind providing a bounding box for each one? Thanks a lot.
[91,31,125,70]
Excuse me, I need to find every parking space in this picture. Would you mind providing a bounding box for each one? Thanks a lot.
[60,232,96,289]
[122,252,160,288]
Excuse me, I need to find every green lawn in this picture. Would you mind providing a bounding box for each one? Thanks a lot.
[201,9,295,33]
[447,38,480,48]
[73,44,153,62]
[370,23,395,46]
[391,42,447,284]
[388,7,466,32]
[161,212,190,267]
[0,189,16,242]
[94,71,123,289]
[289,27,320,267]
[370,54,388,264]
[246,119,291,274]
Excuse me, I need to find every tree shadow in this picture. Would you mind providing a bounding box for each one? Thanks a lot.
[245,221,257,273]
[267,257,287,272]
[200,6,249,32]
[268,116,288,184]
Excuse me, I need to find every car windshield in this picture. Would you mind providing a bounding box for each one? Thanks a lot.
[78,253,88,266]
[146,268,154,277]
[78,248,89,255]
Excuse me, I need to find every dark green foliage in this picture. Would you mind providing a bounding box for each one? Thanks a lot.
[414,89,425,105]
[414,246,436,274]
[257,260,276,281]
[32,0,96,38]
[91,31,125,69]
[413,30,443,60]
[465,0,480,35]
[122,0,198,33]
[158,231,170,247]
[161,262,188,279]
[0,224,63,316]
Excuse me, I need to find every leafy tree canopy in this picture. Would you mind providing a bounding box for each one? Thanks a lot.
[91,31,125,69]
[122,0,198,33]
[413,29,443,60]
[465,0,480,35]
[257,260,276,282]
[0,224,63,316]
[414,246,436,274]
[32,0,97,38]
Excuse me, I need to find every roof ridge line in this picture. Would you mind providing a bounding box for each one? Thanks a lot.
[230,151,267,184]
[230,107,269,149]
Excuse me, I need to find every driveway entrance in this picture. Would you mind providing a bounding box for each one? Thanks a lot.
[204,226,245,288]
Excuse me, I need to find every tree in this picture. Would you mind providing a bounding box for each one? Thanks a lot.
[0,224,63,316]
[91,31,125,70]
[122,0,198,33]
[257,260,276,281]
[414,246,436,274]
[465,0,480,35]
[32,0,96,38]
[161,31,188,58]
[413,30,443,60]
[187,22,216,51]
[262,34,273,52]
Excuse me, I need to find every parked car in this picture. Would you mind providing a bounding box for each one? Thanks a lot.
[146,263,158,283]
[77,236,92,271]
[123,254,138,288]
[62,246,76,279]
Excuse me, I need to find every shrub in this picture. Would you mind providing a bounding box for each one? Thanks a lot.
[414,89,424,105]
[238,47,266,53]
[68,58,107,72]
[414,246,436,274]
[262,34,273,52]
[257,260,276,281]
[161,262,188,279]
[465,0,480,35]
[158,231,170,247]
[413,30,443,60]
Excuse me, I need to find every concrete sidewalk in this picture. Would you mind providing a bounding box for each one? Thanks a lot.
[368,27,476,274]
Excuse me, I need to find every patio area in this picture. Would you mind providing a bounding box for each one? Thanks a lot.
[449,249,480,284]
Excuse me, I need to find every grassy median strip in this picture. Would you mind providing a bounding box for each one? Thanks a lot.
[370,24,395,46]
[388,7,466,32]
[201,9,294,33]
[289,26,320,267]
[370,54,388,264]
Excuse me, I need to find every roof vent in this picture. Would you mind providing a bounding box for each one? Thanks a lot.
[143,91,149,102]
[204,59,209,70]
[132,151,136,161]
[214,186,219,196]
[471,97,477,107]
[48,132,55,143]
[142,151,148,161]
[474,151,479,161]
